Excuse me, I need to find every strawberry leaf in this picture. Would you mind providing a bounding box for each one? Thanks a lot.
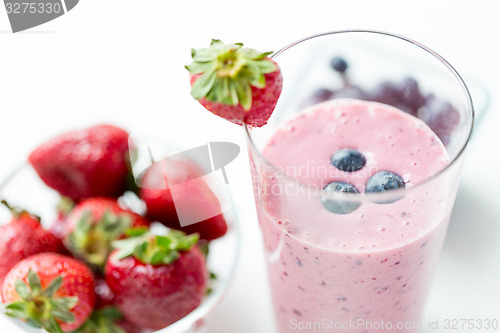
[112,229,199,265]
[113,238,143,260]
[149,249,165,265]
[185,61,214,75]
[43,276,63,297]
[162,251,180,264]
[14,280,30,300]
[235,80,252,111]
[27,270,42,296]
[45,316,64,333]
[254,51,273,60]
[67,209,131,268]
[168,231,199,251]
[210,38,222,46]
[155,235,171,249]
[5,301,29,319]
[25,318,42,328]
[257,59,278,74]
[210,77,235,106]
[100,211,131,239]
[191,70,217,100]
[52,309,75,323]
[50,297,79,311]
[125,226,148,237]
[69,211,93,250]
[226,80,239,106]
[187,40,277,110]
[4,272,79,332]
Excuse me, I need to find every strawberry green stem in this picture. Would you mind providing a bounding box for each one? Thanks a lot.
[1,200,40,221]
[186,39,277,111]
[66,210,131,270]
[4,270,78,333]
[112,227,199,265]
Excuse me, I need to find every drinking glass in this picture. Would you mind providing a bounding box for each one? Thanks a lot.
[246,30,474,333]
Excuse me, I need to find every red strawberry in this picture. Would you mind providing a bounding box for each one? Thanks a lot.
[139,158,227,241]
[63,198,150,269]
[186,39,283,127]
[28,124,132,202]
[0,200,62,287]
[1,253,95,333]
[105,228,207,330]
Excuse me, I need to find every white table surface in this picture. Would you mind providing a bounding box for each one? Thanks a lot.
[1,1,499,332]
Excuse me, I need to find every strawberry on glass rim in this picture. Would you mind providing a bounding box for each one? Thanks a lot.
[186,39,283,127]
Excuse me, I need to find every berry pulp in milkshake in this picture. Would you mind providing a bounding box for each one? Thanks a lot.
[255,99,452,332]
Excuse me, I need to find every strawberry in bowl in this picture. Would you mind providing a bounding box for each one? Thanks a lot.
[28,124,132,202]
[0,201,63,287]
[1,253,95,333]
[63,197,150,270]
[0,123,240,333]
[105,228,207,330]
[139,157,228,241]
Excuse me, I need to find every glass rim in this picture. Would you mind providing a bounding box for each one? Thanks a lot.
[244,29,475,199]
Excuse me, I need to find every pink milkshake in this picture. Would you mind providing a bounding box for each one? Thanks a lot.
[253,99,454,332]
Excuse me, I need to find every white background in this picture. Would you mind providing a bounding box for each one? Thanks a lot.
[1,1,499,332]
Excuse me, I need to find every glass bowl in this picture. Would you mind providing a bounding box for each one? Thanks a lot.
[0,161,241,333]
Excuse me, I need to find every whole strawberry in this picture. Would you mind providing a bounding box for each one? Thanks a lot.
[139,158,227,241]
[28,124,132,202]
[1,253,95,333]
[186,39,283,127]
[105,228,207,330]
[63,198,150,269]
[0,200,62,287]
